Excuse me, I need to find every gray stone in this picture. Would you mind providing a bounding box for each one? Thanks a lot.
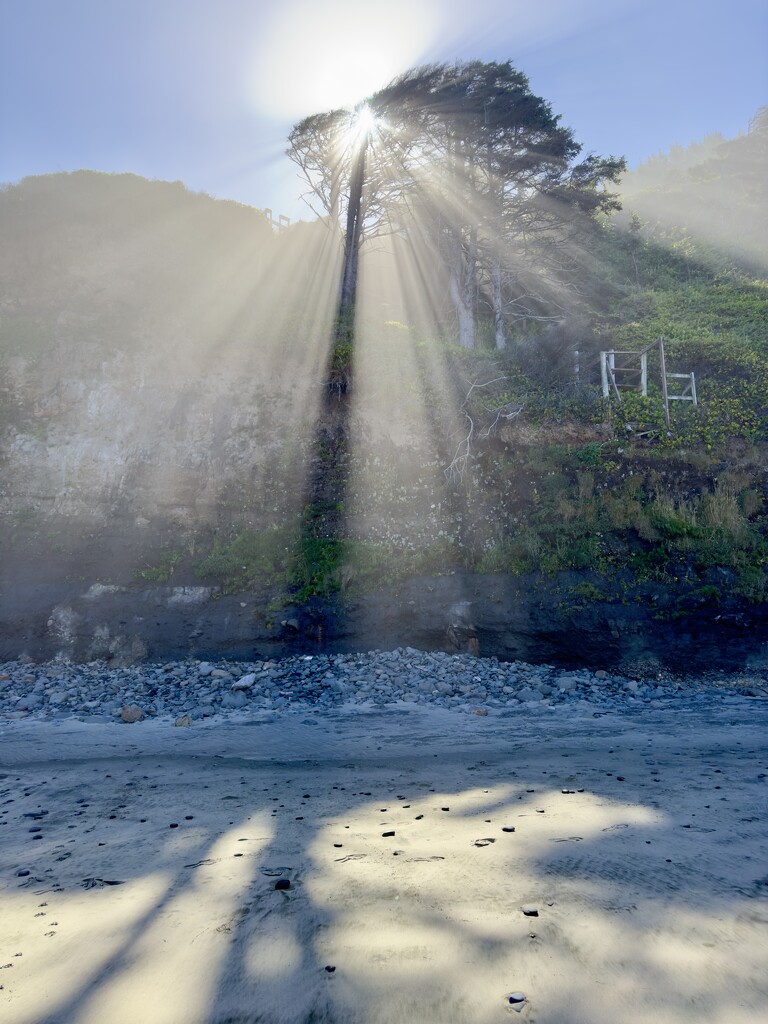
[232,673,256,690]
[120,705,145,723]
[0,647,750,724]
[16,693,43,710]
[221,690,248,709]
[556,676,580,691]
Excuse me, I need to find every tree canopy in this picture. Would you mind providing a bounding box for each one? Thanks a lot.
[287,60,625,347]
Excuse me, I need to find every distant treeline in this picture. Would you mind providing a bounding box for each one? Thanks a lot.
[617,106,767,276]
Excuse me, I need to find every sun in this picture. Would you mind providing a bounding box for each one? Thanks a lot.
[250,0,437,119]
[345,104,378,149]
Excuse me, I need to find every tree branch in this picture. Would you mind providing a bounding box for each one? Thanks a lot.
[444,376,524,482]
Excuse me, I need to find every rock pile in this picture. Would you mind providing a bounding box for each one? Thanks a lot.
[0,648,761,724]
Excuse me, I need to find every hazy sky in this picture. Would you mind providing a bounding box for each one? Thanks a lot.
[1,0,766,220]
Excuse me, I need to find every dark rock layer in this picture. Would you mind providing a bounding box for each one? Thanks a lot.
[2,572,766,674]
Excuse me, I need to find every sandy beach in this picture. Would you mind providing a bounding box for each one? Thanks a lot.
[2,693,767,1024]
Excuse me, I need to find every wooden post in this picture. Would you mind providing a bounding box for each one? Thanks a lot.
[608,351,622,401]
[658,336,671,431]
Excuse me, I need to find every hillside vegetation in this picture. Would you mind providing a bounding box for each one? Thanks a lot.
[0,141,766,625]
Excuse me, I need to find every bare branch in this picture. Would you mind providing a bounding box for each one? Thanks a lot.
[480,399,524,438]
[444,375,524,482]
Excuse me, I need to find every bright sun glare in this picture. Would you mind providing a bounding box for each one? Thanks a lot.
[250,0,438,119]
[346,104,377,147]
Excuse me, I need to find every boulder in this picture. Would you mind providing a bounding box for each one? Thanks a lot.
[120,705,145,723]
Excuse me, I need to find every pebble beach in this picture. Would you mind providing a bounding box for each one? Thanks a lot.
[2,648,765,724]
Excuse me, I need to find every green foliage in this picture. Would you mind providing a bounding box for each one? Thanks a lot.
[570,582,610,602]
[647,496,700,539]
[575,442,604,468]
[195,516,466,601]
[464,434,767,594]
[196,524,298,594]
[732,565,768,602]
[605,281,768,355]
[476,529,542,575]
[134,548,184,582]
[291,61,624,345]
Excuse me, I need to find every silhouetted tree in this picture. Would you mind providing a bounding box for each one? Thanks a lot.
[287,61,625,346]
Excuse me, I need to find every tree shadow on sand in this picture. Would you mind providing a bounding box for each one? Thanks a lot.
[2,699,766,1023]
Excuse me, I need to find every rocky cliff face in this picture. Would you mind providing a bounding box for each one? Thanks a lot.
[2,344,299,525]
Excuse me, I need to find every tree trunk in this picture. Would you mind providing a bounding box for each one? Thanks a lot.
[450,268,475,348]
[488,141,506,351]
[492,260,506,349]
[339,143,367,317]
[448,224,476,348]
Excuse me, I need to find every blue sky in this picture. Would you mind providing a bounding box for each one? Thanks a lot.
[1,0,766,221]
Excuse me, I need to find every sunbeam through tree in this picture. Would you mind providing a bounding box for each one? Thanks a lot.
[287,61,626,632]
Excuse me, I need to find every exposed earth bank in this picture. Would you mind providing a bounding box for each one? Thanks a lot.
[2,570,767,675]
